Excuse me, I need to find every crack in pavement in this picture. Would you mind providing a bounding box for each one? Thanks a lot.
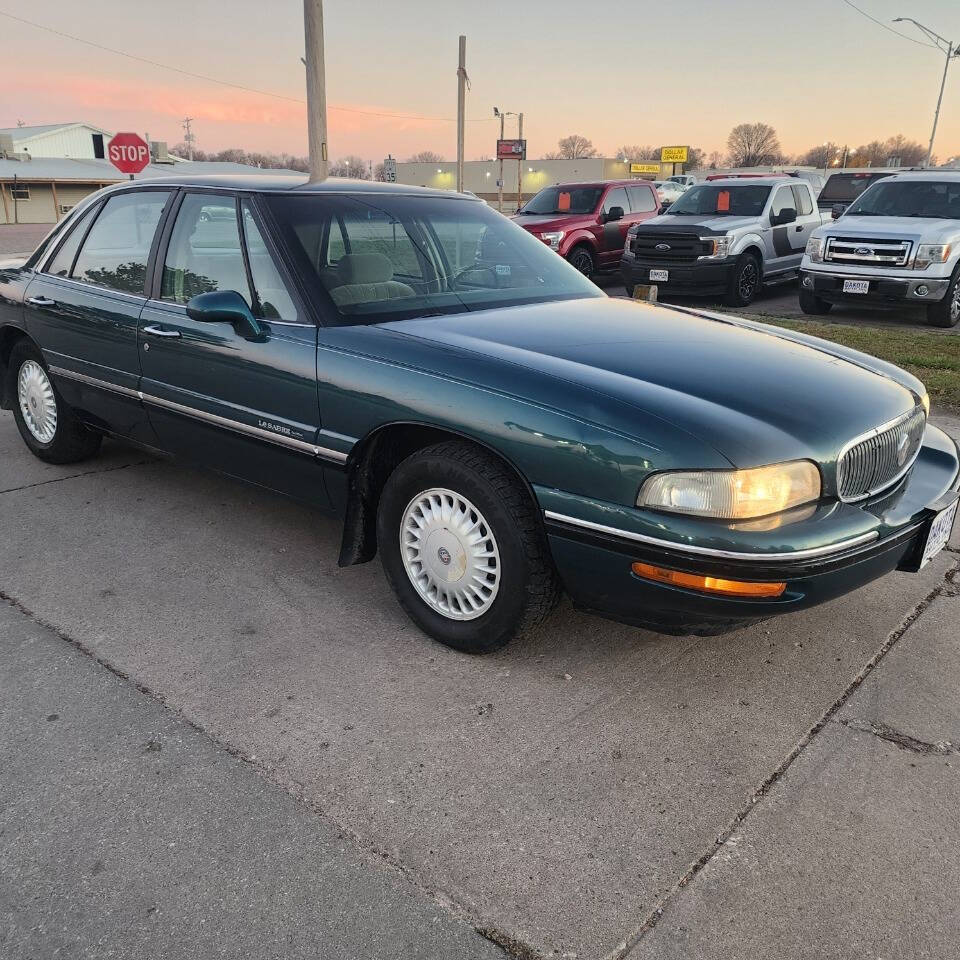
[607,554,960,960]
[838,717,956,756]
[0,458,154,495]
[0,588,522,960]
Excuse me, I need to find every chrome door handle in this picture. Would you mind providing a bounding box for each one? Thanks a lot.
[27,296,55,307]
[143,324,181,338]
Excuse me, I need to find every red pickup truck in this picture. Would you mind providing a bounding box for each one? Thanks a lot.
[512,180,661,276]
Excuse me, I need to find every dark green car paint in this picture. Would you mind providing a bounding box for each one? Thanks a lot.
[1,176,958,638]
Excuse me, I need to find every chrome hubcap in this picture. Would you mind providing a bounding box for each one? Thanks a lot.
[17,360,57,444]
[950,282,959,321]
[400,487,501,621]
[738,262,758,300]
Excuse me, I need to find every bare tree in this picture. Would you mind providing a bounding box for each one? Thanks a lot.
[707,150,725,169]
[848,140,887,167]
[800,142,841,168]
[543,151,563,160]
[556,134,598,159]
[726,123,781,167]
[408,150,444,163]
[685,146,705,170]
[885,134,925,167]
[329,155,370,179]
[615,144,658,162]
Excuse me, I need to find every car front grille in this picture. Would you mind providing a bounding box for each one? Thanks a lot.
[836,405,926,501]
[631,233,712,261]
[824,236,911,268]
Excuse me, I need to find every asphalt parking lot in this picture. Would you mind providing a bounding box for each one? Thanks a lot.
[2,406,960,960]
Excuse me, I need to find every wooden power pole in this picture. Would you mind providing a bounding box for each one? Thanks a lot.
[456,35,467,193]
[304,0,328,182]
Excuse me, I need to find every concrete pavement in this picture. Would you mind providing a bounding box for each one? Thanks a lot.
[0,409,958,959]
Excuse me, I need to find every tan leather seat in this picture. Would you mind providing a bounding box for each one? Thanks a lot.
[327,253,415,307]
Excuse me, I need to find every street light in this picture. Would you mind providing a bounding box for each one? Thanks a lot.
[893,17,959,167]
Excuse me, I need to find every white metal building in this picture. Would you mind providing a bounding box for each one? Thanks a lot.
[0,122,116,161]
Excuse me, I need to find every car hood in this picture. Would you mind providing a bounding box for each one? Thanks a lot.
[634,214,761,234]
[820,215,958,243]
[512,214,593,232]
[380,297,921,468]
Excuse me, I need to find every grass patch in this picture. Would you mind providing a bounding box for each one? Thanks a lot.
[756,318,960,410]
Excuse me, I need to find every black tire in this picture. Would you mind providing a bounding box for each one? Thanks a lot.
[623,281,636,298]
[799,286,833,315]
[7,340,101,464]
[376,440,560,654]
[926,264,960,328]
[567,245,596,278]
[722,252,762,307]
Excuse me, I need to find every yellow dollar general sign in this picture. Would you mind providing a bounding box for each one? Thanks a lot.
[629,163,661,174]
[660,146,689,163]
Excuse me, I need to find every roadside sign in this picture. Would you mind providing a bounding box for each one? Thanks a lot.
[660,146,688,163]
[497,139,526,160]
[107,132,150,174]
[630,163,661,175]
[383,156,397,182]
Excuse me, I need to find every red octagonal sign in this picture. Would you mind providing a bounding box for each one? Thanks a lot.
[107,132,150,174]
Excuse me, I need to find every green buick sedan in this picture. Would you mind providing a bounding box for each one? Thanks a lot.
[1,176,957,653]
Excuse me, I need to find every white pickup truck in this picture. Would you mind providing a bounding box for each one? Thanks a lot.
[800,171,960,327]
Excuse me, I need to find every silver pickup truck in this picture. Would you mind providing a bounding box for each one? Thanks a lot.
[800,171,960,328]
[621,176,823,306]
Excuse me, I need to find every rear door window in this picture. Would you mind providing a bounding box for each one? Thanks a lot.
[71,191,170,294]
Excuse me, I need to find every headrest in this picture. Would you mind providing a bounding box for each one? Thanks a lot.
[337,252,393,284]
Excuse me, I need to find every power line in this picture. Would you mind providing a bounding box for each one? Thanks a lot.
[839,0,938,48]
[0,9,495,123]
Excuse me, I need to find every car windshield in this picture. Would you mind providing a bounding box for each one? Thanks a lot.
[666,183,771,216]
[818,173,888,203]
[845,179,960,219]
[265,193,603,325]
[518,186,604,215]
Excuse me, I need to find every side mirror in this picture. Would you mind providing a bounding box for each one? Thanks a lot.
[831,203,845,220]
[186,290,262,340]
[659,199,673,210]
[605,205,624,222]
[771,206,797,226]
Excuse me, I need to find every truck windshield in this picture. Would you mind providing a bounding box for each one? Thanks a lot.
[667,184,771,217]
[845,179,960,219]
[518,186,604,215]
[818,173,888,204]
[264,193,602,325]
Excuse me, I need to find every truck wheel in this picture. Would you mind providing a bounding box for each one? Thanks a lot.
[722,253,761,307]
[926,266,960,328]
[376,440,560,654]
[568,245,595,278]
[799,287,833,315]
[8,340,102,464]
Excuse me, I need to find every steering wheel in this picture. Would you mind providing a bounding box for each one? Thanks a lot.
[450,263,499,289]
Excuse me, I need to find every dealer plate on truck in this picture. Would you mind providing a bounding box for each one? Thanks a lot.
[842,279,870,294]
[920,498,958,568]
[649,269,669,282]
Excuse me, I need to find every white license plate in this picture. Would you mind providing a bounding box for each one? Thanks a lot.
[842,279,870,294]
[920,499,958,568]
[649,269,669,282]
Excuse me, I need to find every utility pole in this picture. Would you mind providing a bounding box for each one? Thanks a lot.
[181,117,195,161]
[894,17,958,167]
[516,112,523,212]
[495,107,505,213]
[304,0,328,182]
[456,35,468,193]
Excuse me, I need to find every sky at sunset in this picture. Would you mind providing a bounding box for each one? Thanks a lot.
[2,0,959,164]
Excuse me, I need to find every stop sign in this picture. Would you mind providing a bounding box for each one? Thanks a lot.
[107,132,151,174]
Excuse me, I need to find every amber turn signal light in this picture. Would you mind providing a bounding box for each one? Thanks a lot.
[631,562,786,598]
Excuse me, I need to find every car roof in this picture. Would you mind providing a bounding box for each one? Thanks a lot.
[98,173,477,199]
[700,176,800,187]
[539,180,646,190]
[883,171,960,183]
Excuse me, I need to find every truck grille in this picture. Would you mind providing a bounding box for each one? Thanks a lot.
[836,406,926,501]
[824,236,911,268]
[631,233,712,261]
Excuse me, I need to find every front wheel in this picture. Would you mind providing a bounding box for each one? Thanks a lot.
[799,287,833,315]
[927,266,960,328]
[376,441,560,654]
[567,245,596,278]
[8,340,101,464]
[722,253,762,307]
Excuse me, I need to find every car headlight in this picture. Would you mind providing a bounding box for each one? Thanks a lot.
[698,235,733,260]
[920,391,930,416]
[805,237,824,262]
[540,231,564,251]
[637,460,822,519]
[914,243,950,270]
[624,231,636,254]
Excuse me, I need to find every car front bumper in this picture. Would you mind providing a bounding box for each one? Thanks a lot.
[538,426,960,636]
[621,253,735,296]
[801,268,951,304]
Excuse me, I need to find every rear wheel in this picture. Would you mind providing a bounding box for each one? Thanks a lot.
[799,286,833,315]
[568,245,596,278]
[722,252,761,307]
[8,340,101,464]
[927,266,960,328]
[376,441,560,654]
